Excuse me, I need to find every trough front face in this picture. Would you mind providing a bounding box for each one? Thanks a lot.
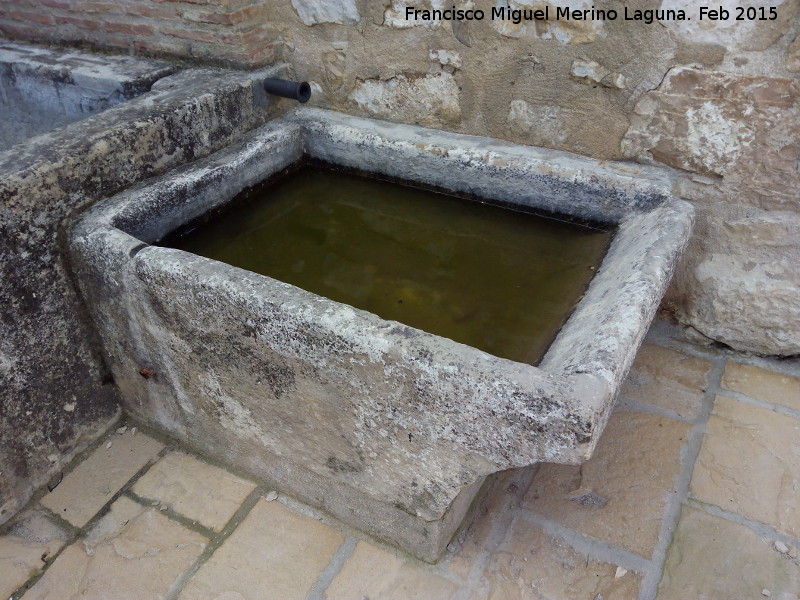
[70,108,694,562]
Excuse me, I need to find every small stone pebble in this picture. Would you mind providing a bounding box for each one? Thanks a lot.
[105,441,112,449]
[446,541,462,553]
[762,589,771,597]
[47,454,59,463]
[159,504,168,511]
[265,491,278,502]
[151,500,159,506]
[63,403,75,412]
[116,425,127,434]
[775,540,789,554]
[614,566,628,579]
[130,427,138,435]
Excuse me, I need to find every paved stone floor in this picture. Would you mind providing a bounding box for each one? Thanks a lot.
[2,327,799,599]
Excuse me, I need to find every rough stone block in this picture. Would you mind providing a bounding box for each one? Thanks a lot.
[491,0,604,44]
[290,0,359,25]
[624,67,800,355]
[659,0,799,53]
[0,48,288,528]
[667,204,800,355]
[348,72,461,127]
[624,68,799,211]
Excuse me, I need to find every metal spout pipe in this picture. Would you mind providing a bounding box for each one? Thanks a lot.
[263,78,311,103]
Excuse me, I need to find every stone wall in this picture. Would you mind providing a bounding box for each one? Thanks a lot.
[0,0,798,355]
[0,0,282,67]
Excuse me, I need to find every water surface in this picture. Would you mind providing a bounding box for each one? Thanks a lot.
[166,164,612,364]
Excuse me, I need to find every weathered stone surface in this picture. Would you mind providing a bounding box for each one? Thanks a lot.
[325,541,459,599]
[40,432,163,527]
[384,0,446,29]
[787,34,800,71]
[691,395,800,537]
[0,535,60,597]
[0,508,68,598]
[471,516,642,599]
[348,72,461,127]
[659,0,799,54]
[491,0,604,44]
[570,58,627,89]
[26,496,206,600]
[721,362,800,411]
[180,498,343,600]
[258,0,677,161]
[506,100,567,149]
[619,344,711,420]
[658,505,800,599]
[624,67,800,355]
[668,204,800,355]
[69,108,691,560]
[430,48,461,69]
[624,68,798,208]
[524,411,690,558]
[132,451,256,532]
[3,506,69,545]
[290,0,360,26]
[0,54,287,528]
[0,42,174,151]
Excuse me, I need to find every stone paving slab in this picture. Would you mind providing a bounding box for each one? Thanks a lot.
[471,516,642,599]
[0,508,68,599]
[619,343,712,420]
[25,496,206,600]
[658,505,800,599]
[179,498,344,600]
[691,395,800,538]
[7,341,800,600]
[524,410,690,558]
[132,451,256,532]
[40,431,163,527]
[444,467,537,581]
[325,541,460,599]
[721,362,800,411]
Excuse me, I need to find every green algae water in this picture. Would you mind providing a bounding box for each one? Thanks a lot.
[166,164,612,365]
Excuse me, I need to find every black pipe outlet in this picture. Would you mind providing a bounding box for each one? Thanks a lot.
[263,78,311,103]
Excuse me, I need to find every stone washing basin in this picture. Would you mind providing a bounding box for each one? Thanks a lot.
[0,42,173,152]
[69,108,693,561]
